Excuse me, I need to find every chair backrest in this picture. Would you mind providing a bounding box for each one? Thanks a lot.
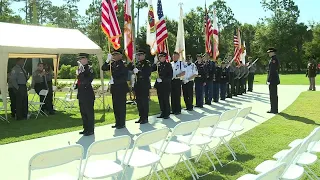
[237,107,252,124]
[296,127,320,155]
[39,90,48,96]
[135,128,170,147]
[199,115,220,129]
[171,120,200,136]
[308,127,320,151]
[278,143,302,171]
[256,162,286,180]
[219,108,239,129]
[52,86,57,92]
[28,145,84,180]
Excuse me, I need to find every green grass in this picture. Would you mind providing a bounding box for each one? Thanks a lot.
[144,91,320,180]
[253,74,320,85]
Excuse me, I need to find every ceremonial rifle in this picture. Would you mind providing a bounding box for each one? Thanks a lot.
[248,58,259,69]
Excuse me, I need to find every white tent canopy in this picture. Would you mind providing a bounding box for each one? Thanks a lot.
[0,22,105,119]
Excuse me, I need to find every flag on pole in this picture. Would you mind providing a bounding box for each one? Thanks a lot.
[233,28,242,64]
[124,0,133,61]
[112,0,118,11]
[156,0,170,61]
[212,8,219,60]
[204,4,213,56]
[101,0,121,50]
[146,0,157,55]
[241,41,246,65]
[175,4,186,60]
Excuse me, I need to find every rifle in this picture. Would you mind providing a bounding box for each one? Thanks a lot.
[248,58,259,69]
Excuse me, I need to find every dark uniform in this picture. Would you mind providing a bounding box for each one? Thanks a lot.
[171,54,185,115]
[130,50,152,124]
[243,64,249,94]
[102,50,129,129]
[7,73,16,118]
[248,61,256,92]
[238,63,245,95]
[44,65,54,114]
[220,62,229,100]
[267,48,280,114]
[194,54,207,108]
[227,62,235,98]
[76,53,95,136]
[204,60,214,105]
[212,63,221,102]
[10,58,29,120]
[233,64,240,96]
[153,52,173,119]
[306,60,317,91]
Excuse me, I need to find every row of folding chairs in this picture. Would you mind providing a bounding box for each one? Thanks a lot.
[28,107,252,180]
[237,126,320,180]
[28,89,49,119]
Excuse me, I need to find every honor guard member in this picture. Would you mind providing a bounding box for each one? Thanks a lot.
[75,53,95,136]
[10,58,29,120]
[306,58,317,91]
[247,57,257,92]
[153,52,173,119]
[44,64,55,113]
[233,62,240,96]
[132,49,152,124]
[212,61,221,103]
[7,73,16,118]
[220,60,229,100]
[194,53,207,108]
[204,53,214,105]
[226,57,235,98]
[243,62,249,94]
[102,50,129,129]
[171,52,186,115]
[238,62,245,95]
[31,63,48,113]
[266,48,280,114]
[182,55,198,111]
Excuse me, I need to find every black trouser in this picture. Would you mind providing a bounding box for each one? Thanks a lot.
[156,82,171,118]
[46,81,54,112]
[248,73,254,91]
[111,83,128,127]
[239,78,244,94]
[15,85,28,120]
[182,81,194,110]
[227,73,234,98]
[269,85,278,113]
[220,82,227,100]
[234,79,239,96]
[171,79,182,113]
[8,87,16,116]
[134,82,150,121]
[79,98,95,133]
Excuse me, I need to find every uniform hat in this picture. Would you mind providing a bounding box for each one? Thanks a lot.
[78,53,89,58]
[267,47,277,53]
[173,51,179,55]
[158,52,167,57]
[136,49,146,55]
[111,49,123,55]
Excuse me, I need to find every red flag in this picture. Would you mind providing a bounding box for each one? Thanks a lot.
[112,0,118,11]
[101,0,121,50]
[124,0,133,61]
[233,28,242,64]
[156,0,168,52]
[205,4,213,56]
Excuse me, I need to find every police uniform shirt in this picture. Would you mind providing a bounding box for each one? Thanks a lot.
[267,55,280,85]
[183,62,198,83]
[31,70,45,88]
[136,60,152,81]
[307,63,317,77]
[156,62,173,83]
[195,61,207,83]
[234,66,240,79]
[171,60,186,80]
[220,67,229,83]
[10,65,28,90]
[108,60,128,85]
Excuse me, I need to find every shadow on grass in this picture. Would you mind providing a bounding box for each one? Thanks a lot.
[217,162,244,176]
[279,112,320,126]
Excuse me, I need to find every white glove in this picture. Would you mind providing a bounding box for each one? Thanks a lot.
[106,53,112,63]
[154,56,158,64]
[267,82,270,85]
[156,78,162,83]
[133,68,139,74]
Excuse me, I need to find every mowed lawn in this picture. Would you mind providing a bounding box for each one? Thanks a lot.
[144,91,320,180]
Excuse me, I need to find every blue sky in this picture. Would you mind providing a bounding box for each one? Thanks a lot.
[11,0,319,26]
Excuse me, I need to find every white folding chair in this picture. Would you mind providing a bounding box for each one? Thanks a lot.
[288,127,320,155]
[200,109,239,163]
[28,145,84,180]
[54,87,77,111]
[28,89,37,103]
[151,120,201,180]
[0,105,9,123]
[255,143,304,180]
[94,86,108,109]
[29,90,48,119]
[177,115,221,174]
[81,135,131,180]
[117,128,170,180]
[237,162,286,180]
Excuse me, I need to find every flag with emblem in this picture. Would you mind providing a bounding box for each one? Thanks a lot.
[146,0,157,55]
[101,0,121,50]
[233,28,242,64]
[212,8,219,60]
[204,3,213,57]
[124,0,133,61]
[175,5,186,60]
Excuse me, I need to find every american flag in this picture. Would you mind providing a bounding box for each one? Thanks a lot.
[156,0,168,50]
[212,8,219,60]
[113,0,118,11]
[233,28,242,64]
[205,5,213,56]
[101,0,121,50]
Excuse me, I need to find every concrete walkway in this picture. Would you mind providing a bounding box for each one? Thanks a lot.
[0,85,314,180]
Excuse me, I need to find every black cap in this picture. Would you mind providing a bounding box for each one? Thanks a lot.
[111,49,123,55]
[78,53,89,59]
[173,51,179,55]
[267,47,277,53]
[136,49,146,55]
[158,52,167,57]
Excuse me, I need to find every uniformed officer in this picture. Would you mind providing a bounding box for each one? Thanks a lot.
[102,50,129,129]
[212,61,221,102]
[7,73,16,118]
[306,58,317,91]
[194,53,207,108]
[247,58,257,92]
[182,55,198,111]
[153,52,173,119]
[204,53,214,105]
[233,62,240,96]
[243,62,249,94]
[266,48,280,114]
[226,57,235,98]
[171,52,185,115]
[44,64,55,114]
[238,62,245,95]
[31,63,49,113]
[131,49,152,124]
[75,53,95,136]
[10,58,29,120]
[220,60,229,100]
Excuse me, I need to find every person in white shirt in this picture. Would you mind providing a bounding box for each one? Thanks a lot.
[182,55,198,111]
[171,52,186,115]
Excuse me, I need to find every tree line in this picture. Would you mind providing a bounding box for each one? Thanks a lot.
[1,0,319,77]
